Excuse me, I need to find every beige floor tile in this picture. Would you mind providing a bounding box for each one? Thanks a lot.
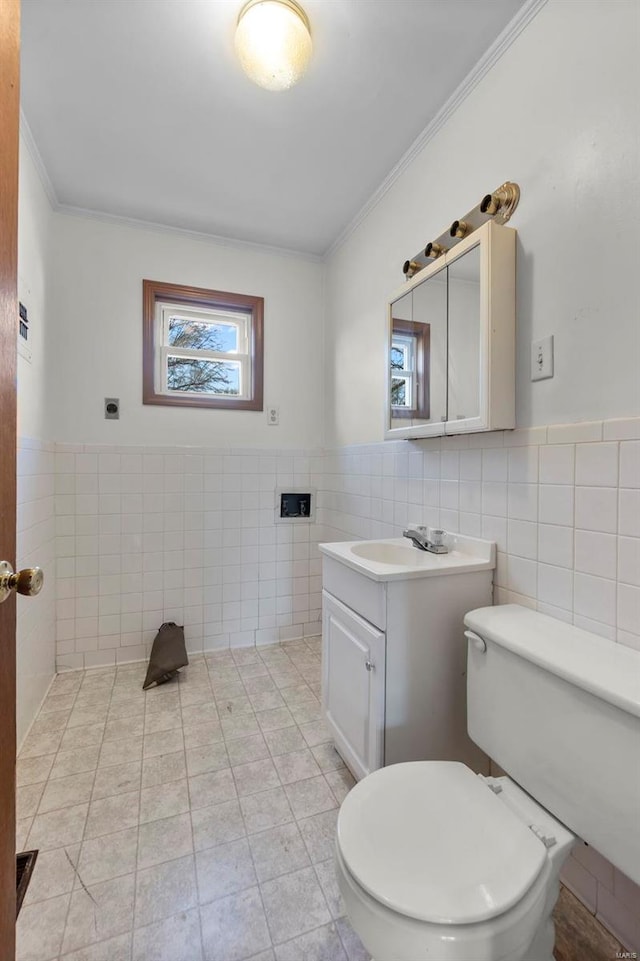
[40,692,76,713]
[24,845,80,905]
[104,715,144,742]
[16,892,70,961]
[311,743,346,773]
[138,812,193,869]
[216,694,253,717]
[273,749,322,786]
[139,778,189,823]
[226,734,270,766]
[297,720,332,748]
[284,776,337,820]
[200,886,271,961]
[196,837,257,904]
[134,854,197,928]
[141,750,187,788]
[17,782,45,819]
[188,769,237,810]
[240,787,293,835]
[16,754,55,788]
[232,758,280,797]
[248,822,310,883]
[185,741,229,777]
[62,874,135,954]
[263,727,306,757]
[143,729,184,758]
[76,826,138,885]
[243,675,277,696]
[314,859,346,919]
[60,723,105,752]
[20,728,63,759]
[248,690,286,712]
[181,701,219,727]
[143,708,182,736]
[335,917,369,961]
[221,714,261,741]
[50,746,100,780]
[30,708,72,734]
[93,760,142,799]
[324,768,356,804]
[274,922,348,961]
[191,799,246,851]
[183,721,223,749]
[67,705,109,729]
[85,791,140,839]
[132,909,202,961]
[256,708,295,733]
[297,809,339,864]
[39,771,95,814]
[261,865,331,944]
[99,736,143,767]
[60,931,132,961]
[27,803,89,851]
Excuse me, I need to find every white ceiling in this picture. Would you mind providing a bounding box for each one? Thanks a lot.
[20,0,527,255]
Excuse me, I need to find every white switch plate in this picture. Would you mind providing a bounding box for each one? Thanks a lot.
[267,405,279,425]
[531,335,554,381]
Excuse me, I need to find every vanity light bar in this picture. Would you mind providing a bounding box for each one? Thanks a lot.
[402,181,520,279]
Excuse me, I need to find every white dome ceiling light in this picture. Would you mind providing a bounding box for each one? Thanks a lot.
[235,0,312,92]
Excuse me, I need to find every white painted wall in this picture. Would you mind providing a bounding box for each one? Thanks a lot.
[18,139,53,442]
[16,140,56,743]
[324,0,640,447]
[48,215,324,448]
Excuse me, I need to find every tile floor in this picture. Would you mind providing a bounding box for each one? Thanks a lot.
[16,638,368,961]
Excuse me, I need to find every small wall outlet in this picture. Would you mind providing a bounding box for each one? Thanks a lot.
[267,406,279,426]
[105,397,120,419]
[531,335,554,381]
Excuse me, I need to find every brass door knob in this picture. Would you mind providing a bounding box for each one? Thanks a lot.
[0,561,44,604]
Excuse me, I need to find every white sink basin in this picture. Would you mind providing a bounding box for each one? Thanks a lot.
[319,535,495,581]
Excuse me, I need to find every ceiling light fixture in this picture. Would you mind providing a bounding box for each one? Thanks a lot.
[235,0,312,92]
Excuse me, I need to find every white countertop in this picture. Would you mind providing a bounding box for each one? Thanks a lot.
[319,535,496,582]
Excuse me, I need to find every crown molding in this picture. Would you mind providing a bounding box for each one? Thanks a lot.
[19,110,59,208]
[324,0,548,260]
[54,204,324,263]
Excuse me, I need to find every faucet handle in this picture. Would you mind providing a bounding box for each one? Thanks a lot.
[428,528,445,547]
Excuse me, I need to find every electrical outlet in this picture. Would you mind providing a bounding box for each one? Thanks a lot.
[267,406,279,426]
[531,335,554,381]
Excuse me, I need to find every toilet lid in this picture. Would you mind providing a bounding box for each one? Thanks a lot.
[337,761,547,925]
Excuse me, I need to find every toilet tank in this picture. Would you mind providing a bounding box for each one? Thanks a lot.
[464,604,640,885]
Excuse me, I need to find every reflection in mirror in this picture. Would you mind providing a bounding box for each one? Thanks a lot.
[447,244,481,423]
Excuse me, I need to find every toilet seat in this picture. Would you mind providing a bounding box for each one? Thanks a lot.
[336,761,548,925]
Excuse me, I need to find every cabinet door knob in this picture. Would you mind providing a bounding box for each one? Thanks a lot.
[365,660,374,672]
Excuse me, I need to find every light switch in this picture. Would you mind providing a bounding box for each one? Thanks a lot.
[531,335,554,381]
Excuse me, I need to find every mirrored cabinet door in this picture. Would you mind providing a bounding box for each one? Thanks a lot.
[388,264,447,433]
[447,244,481,424]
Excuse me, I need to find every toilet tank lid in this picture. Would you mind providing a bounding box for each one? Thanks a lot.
[465,605,640,719]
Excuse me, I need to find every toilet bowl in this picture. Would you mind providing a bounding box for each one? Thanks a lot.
[330,604,640,961]
[335,762,574,961]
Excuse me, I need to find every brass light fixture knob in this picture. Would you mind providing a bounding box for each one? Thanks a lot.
[424,242,445,259]
[403,260,422,278]
[0,561,44,604]
[449,220,469,239]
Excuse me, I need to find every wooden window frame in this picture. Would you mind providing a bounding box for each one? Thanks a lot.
[390,318,430,419]
[143,279,264,410]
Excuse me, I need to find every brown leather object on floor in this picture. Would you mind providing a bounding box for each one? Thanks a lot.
[553,884,626,961]
[142,622,188,690]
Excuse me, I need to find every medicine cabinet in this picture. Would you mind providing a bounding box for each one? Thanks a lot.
[385,220,515,440]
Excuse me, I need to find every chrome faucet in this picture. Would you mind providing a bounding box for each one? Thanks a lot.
[402,525,448,554]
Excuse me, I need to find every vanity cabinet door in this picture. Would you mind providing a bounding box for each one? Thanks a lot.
[322,591,385,781]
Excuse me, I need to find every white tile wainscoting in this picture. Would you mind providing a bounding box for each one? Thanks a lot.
[52,446,324,671]
[16,438,56,745]
[317,416,640,952]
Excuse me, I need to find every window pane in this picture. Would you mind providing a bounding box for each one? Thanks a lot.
[390,345,406,370]
[167,317,238,352]
[167,357,240,395]
[391,376,409,407]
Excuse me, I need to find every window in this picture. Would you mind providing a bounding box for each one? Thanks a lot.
[390,319,430,419]
[143,280,264,410]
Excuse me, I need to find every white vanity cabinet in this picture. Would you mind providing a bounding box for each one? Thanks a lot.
[320,535,495,781]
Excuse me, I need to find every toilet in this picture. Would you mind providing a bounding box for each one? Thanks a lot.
[334,604,640,961]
